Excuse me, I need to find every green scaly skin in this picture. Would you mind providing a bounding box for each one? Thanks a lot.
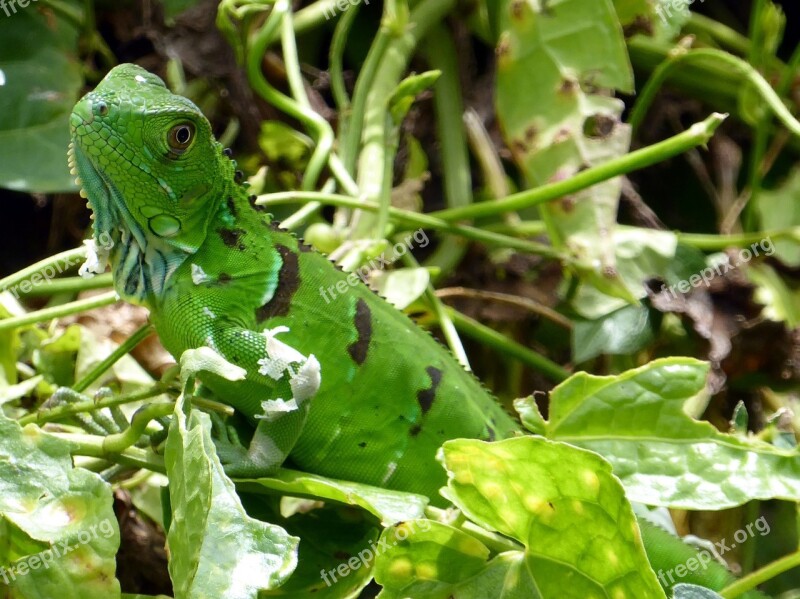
[69,64,769,597]
[68,64,517,502]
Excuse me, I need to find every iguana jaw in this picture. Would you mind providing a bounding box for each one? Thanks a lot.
[68,139,131,252]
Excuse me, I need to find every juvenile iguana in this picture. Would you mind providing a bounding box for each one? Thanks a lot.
[68,64,768,598]
[69,63,517,502]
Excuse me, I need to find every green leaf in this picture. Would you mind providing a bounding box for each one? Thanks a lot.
[242,497,380,598]
[0,2,84,192]
[517,357,800,509]
[371,267,430,310]
[749,263,800,328]
[165,399,298,598]
[572,303,655,362]
[388,71,441,125]
[755,169,800,267]
[374,437,665,598]
[496,0,635,306]
[373,519,494,599]
[235,469,428,526]
[0,414,120,598]
[570,227,678,319]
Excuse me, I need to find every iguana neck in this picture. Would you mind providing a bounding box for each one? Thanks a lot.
[109,151,240,307]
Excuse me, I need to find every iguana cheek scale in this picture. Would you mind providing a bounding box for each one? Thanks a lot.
[69,63,518,502]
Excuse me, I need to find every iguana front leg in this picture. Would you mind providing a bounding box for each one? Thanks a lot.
[179,324,321,477]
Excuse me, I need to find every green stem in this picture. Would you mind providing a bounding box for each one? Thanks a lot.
[420,23,471,276]
[328,1,359,115]
[19,383,170,427]
[352,0,456,236]
[16,274,113,297]
[102,403,174,453]
[258,192,562,257]
[0,247,86,295]
[48,432,166,473]
[0,291,118,333]
[72,324,155,393]
[445,308,570,382]
[340,16,393,173]
[629,49,800,139]
[246,0,330,191]
[675,228,799,250]
[430,113,727,222]
[720,550,800,598]
[684,13,751,56]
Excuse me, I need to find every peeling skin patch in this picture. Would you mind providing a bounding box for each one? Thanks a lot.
[255,328,321,419]
[257,326,308,380]
[257,397,299,422]
[289,355,321,403]
[255,245,300,322]
[202,307,216,319]
[191,264,211,285]
[79,239,110,278]
[347,298,372,365]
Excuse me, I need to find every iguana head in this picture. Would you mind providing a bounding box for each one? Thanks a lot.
[69,64,230,299]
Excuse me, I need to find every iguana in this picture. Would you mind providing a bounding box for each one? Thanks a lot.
[68,64,768,598]
[68,63,517,502]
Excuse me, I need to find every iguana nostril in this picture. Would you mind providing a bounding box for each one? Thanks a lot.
[70,99,93,130]
[95,101,109,116]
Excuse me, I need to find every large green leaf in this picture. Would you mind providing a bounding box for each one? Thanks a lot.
[165,399,298,599]
[496,0,635,306]
[375,437,665,599]
[516,357,800,509]
[242,496,380,598]
[0,1,84,192]
[0,415,120,598]
[236,469,428,526]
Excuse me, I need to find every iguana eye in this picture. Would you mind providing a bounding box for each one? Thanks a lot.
[167,122,195,154]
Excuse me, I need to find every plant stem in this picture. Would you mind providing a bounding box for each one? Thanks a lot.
[720,550,800,598]
[0,247,87,294]
[0,291,118,333]
[445,308,570,382]
[259,192,562,257]
[72,323,155,393]
[629,49,800,139]
[19,383,171,427]
[17,274,113,297]
[430,113,727,222]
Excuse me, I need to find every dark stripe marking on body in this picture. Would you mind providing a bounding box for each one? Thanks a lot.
[347,298,373,365]
[255,244,300,321]
[417,366,443,415]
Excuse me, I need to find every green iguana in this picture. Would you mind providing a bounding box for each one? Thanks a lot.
[69,63,517,502]
[68,64,767,598]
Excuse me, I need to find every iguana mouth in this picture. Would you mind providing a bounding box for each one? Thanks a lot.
[68,101,152,273]
[67,140,119,249]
